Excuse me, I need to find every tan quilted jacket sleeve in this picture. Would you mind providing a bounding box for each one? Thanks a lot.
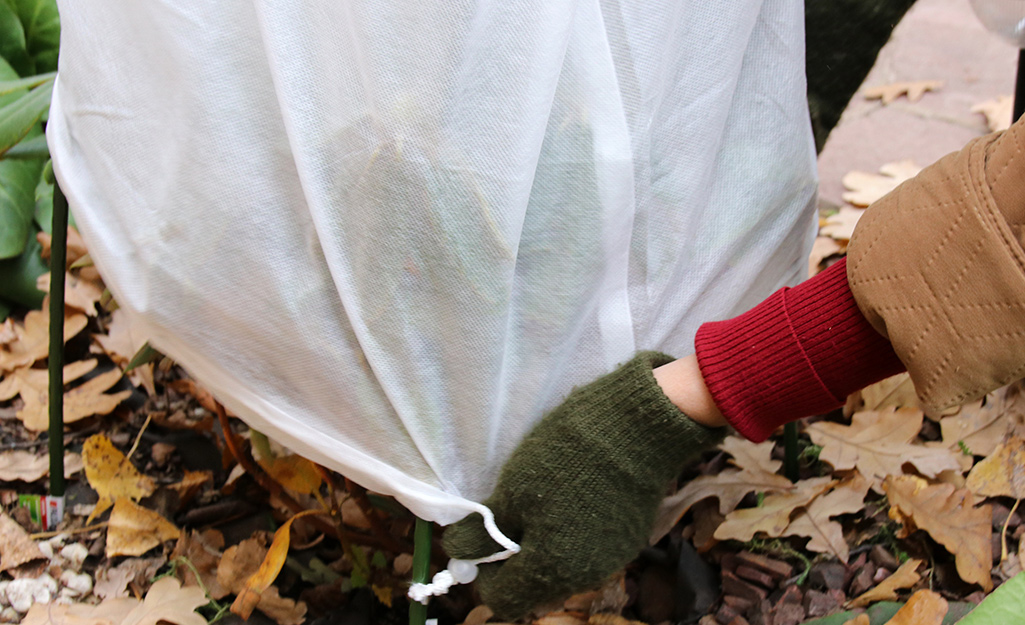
[847,115,1025,412]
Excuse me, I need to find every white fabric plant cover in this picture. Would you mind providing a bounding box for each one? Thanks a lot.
[48,0,818,534]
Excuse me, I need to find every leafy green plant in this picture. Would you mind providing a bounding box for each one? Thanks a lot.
[0,0,60,319]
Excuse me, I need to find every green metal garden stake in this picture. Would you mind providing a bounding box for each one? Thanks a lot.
[410,517,432,625]
[48,180,69,497]
[783,422,799,482]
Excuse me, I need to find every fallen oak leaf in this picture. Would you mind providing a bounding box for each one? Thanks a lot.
[808,236,843,277]
[1,360,132,431]
[972,95,1013,132]
[884,476,992,591]
[858,372,921,412]
[842,160,921,207]
[940,393,1010,458]
[171,529,228,600]
[720,437,781,475]
[37,272,104,317]
[820,206,865,241]
[0,309,88,372]
[652,467,793,541]
[714,476,833,542]
[847,558,923,608]
[82,433,157,522]
[864,80,943,104]
[232,509,322,619]
[21,599,139,625]
[105,498,180,558]
[782,474,870,563]
[121,576,207,625]
[807,408,962,490]
[965,435,1025,499]
[882,588,948,625]
[0,450,82,482]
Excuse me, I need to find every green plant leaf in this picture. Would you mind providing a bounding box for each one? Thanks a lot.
[0,2,31,76]
[0,70,53,98]
[32,159,51,231]
[9,0,59,74]
[0,79,52,156]
[0,233,46,308]
[958,570,1025,624]
[0,153,43,258]
[4,131,47,159]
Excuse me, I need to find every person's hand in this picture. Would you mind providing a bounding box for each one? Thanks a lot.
[442,352,725,619]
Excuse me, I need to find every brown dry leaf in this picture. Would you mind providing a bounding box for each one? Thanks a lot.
[535,614,587,625]
[171,529,228,600]
[340,497,372,530]
[882,589,948,625]
[120,576,207,625]
[218,536,307,625]
[22,599,139,625]
[168,470,213,508]
[808,408,962,488]
[864,80,943,105]
[965,435,1025,498]
[588,615,646,625]
[258,454,323,497]
[106,498,180,557]
[841,161,922,207]
[3,360,132,431]
[808,236,843,277]
[0,450,82,481]
[721,437,782,475]
[0,309,88,372]
[847,558,923,608]
[652,467,793,541]
[859,373,921,412]
[461,604,494,625]
[0,513,45,571]
[940,395,1009,458]
[972,95,1013,132]
[82,433,157,522]
[36,227,90,268]
[714,477,833,542]
[92,309,156,396]
[232,509,321,619]
[821,206,865,241]
[884,476,992,591]
[782,474,871,563]
[93,556,166,600]
[37,272,103,317]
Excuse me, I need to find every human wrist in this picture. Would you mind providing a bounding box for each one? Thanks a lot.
[653,354,727,429]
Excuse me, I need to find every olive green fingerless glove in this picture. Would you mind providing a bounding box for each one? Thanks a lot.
[442,351,725,619]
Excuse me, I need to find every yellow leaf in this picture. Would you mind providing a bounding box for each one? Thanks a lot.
[371,583,393,608]
[863,80,943,105]
[0,309,88,372]
[841,160,921,207]
[782,474,870,563]
[258,454,323,496]
[715,477,833,542]
[82,434,156,522]
[884,476,992,591]
[882,589,948,625]
[105,498,180,557]
[965,435,1025,499]
[847,558,923,608]
[972,95,1013,132]
[121,576,207,625]
[231,509,322,620]
[808,408,962,489]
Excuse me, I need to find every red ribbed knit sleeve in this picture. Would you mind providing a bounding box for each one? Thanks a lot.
[694,258,906,442]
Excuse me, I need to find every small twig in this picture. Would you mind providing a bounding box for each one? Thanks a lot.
[31,522,108,540]
[1001,498,1021,562]
[124,413,153,463]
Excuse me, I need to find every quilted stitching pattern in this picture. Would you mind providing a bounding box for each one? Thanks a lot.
[848,122,1025,412]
